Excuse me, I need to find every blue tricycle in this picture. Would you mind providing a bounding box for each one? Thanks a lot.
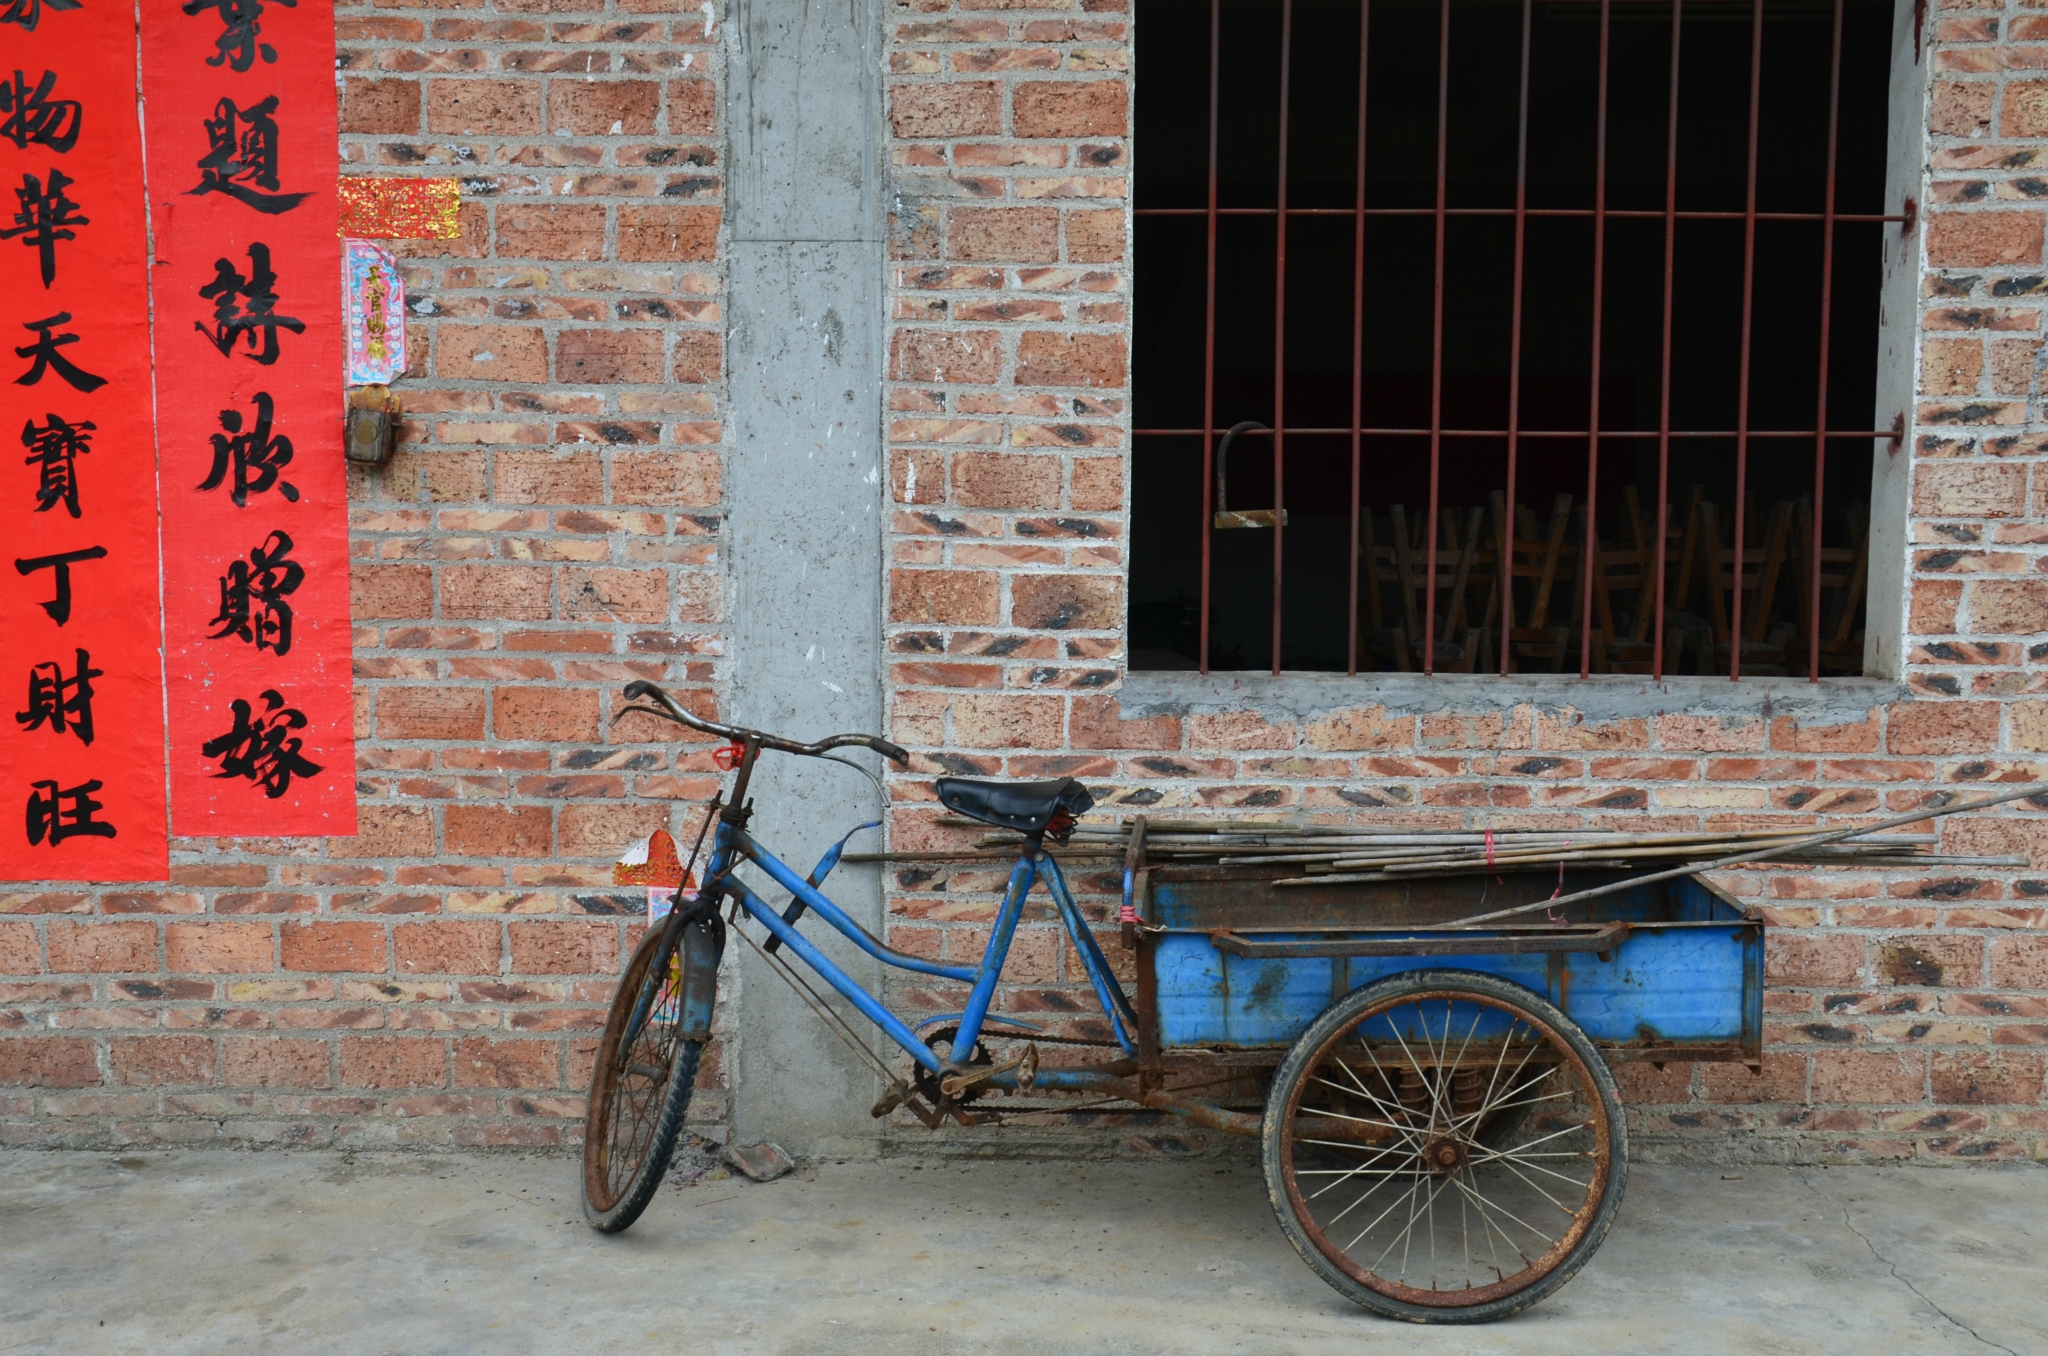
[582,680,1763,1324]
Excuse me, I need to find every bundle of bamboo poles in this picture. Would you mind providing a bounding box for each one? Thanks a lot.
[834,815,2028,880]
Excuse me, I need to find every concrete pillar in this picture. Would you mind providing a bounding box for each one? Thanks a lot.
[723,0,890,1156]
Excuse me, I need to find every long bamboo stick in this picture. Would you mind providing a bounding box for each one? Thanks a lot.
[1436,784,2048,928]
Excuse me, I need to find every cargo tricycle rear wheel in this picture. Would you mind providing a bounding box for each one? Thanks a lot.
[1262,968,1626,1324]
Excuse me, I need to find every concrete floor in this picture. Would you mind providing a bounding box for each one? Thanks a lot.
[1,1149,2041,1355]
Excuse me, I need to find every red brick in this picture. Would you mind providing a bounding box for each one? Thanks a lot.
[1013,81,1127,137]
[1932,1051,2046,1105]
[557,329,664,383]
[46,921,154,974]
[341,78,422,134]
[617,205,721,262]
[1992,936,2048,988]
[222,1037,330,1089]
[890,568,999,624]
[442,565,551,621]
[445,805,553,858]
[396,921,501,975]
[2005,80,2048,137]
[110,1036,215,1087]
[1887,702,1999,755]
[547,79,659,134]
[1066,208,1123,263]
[435,324,548,383]
[672,331,722,384]
[890,82,1001,137]
[427,79,541,135]
[1811,1050,1925,1104]
[950,207,1059,262]
[1766,932,1864,987]
[351,565,434,620]
[340,1038,448,1090]
[327,805,436,860]
[509,921,618,974]
[1971,580,2048,633]
[953,451,1060,508]
[891,329,1001,384]
[1011,573,1121,630]
[0,1038,98,1088]
[493,687,599,742]
[1070,695,1181,750]
[496,204,607,260]
[1927,211,2044,268]
[668,78,717,134]
[559,802,668,858]
[1015,331,1124,388]
[281,922,389,974]
[376,687,487,741]
[166,921,273,973]
[0,922,37,974]
[453,1037,559,1089]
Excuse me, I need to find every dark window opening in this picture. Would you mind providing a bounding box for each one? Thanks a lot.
[1130,0,1899,677]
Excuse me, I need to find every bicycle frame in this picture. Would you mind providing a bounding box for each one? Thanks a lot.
[699,811,1142,1090]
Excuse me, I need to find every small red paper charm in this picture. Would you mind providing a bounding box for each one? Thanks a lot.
[0,0,171,881]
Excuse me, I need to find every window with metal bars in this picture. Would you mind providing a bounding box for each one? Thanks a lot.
[1129,0,1902,679]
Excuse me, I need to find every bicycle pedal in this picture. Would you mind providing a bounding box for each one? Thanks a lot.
[870,1079,912,1119]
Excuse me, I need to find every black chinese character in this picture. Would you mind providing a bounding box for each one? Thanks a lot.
[13,314,105,392]
[202,688,321,798]
[15,545,105,626]
[2,169,87,288]
[25,777,115,846]
[189,95,307,216]
[181,0,294,72]
[17,647,98,745]
[200,391,297,507]
[0,0,81,34]
[0,71,82,153]
[209,529,301,656]
[20,412,92,518]
[195,243,303,366]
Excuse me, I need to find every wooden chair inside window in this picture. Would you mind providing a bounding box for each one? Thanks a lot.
[1697,498,1796,675]
[1588,486,1690,674]
[1483,491,1576,673]
[1357,505,1490,671]
[1787,497,1869,675]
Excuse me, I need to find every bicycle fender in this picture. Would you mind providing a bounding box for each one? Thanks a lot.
[676,910,725,1042]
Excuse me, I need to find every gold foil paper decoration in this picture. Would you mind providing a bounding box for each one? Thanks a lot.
[335,177,461,240]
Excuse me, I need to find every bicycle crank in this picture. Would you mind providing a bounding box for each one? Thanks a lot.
[940,1042,1038,1100]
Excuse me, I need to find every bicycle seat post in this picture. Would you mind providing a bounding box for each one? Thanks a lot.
[720,735,762,828]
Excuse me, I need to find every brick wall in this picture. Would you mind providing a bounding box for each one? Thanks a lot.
[873,0,2048,1164]
[0,0,730,1148]
[14,0,2048,1164]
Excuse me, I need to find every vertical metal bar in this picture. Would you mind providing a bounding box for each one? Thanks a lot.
[1198,0,1221,675]
[1730,0,1763,681]
[1810,0,1844,682]
[1423,0,1451,676]
[1653,0,1683,680]
[1348,0,1371,677]
[1580,0,1611,678]
[1272,0,1294,676]
[1501,0,1531,677]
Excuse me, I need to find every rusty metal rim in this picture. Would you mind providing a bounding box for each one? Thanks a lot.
[583,929,684,1214]
[1278,986,1614,1309]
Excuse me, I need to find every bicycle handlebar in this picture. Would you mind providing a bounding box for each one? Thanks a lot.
[616,680,910,767]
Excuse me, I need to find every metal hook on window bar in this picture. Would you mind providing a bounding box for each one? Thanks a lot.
[1212,420,1287,530]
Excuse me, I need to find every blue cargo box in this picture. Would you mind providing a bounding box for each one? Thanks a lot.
[1136,865,1762,1066]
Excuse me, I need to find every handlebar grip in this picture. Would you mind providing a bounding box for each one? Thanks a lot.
[872,739,910,767]
[622,680,661,703]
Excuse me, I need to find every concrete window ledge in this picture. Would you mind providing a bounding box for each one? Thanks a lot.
[1117,670,1908,725]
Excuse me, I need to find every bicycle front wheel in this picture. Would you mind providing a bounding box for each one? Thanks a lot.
[582,922,701,1232]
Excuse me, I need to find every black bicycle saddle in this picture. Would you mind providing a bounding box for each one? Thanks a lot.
[935,777,1095,837]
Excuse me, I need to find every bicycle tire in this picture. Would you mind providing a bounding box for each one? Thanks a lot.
[582,923,702,1233]
[1262,968,1627,1324]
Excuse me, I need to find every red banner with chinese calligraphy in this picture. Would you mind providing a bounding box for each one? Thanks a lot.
[140,0,355,836]
[0,0,170,880]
